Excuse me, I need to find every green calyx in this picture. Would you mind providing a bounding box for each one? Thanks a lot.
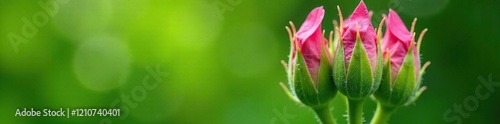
[374,42,425,107]
[334,30,381,100]
[293,43,337,108]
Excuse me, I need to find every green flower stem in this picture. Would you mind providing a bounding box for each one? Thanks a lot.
[370,104,397,124]
[312,105,337,124]
[347,98,365,124]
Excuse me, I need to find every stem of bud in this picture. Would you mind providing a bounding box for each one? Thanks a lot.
[312,105,337,124]
[347,98,365,124]
[370,104,397,124]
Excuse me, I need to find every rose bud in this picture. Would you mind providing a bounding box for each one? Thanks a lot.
[279,7,338,123]
[374,9,430,107]
[333,1,382,101]
[280,6,337,108]
[333,2,384,123]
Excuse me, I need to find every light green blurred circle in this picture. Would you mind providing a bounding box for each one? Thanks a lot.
[73,36,130,91]
[163,0,222,48]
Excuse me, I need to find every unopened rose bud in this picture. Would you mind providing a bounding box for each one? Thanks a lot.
[374,9,430,107]
[333,1,382,100]
[282,6,337,108]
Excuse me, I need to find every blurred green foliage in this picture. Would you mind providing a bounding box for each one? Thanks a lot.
[1,0,499,123]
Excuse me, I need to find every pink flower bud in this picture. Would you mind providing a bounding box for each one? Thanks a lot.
[293,6,327,83]
[375,9,430,107]
[341,1,378,71]
[382,9,420,80]
[333,1,383,100]
[282,6,336,107]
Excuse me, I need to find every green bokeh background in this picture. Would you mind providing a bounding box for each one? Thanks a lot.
[1,0,499,123]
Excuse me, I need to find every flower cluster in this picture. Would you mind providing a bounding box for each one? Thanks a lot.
[280,1,430,124]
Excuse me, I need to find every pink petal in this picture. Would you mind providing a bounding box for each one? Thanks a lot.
[295,6,325,83]
[382,9,420,79]
[384,9,412,48]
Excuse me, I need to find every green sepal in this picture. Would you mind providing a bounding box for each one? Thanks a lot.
[293,50,318,106]
[333,31,347,98]
[390,43,416,106]
[329,29,340,58]
[279,82,301,104]
[293,44,336,107]
[404,86,426,106]
[374,51,394,107]
[406,61,429,106]
[344,32,374,99]
[316,42,337,107]
[372,31,383,95]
